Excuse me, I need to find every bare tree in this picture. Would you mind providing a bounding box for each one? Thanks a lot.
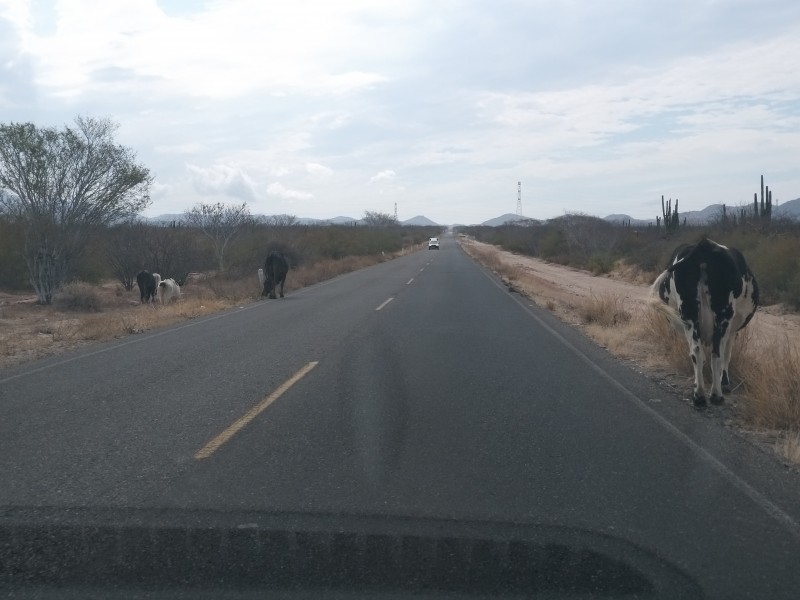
[105,219,150,291]
[183,201,253,271]
[140,223,205,286]
[556,212,618,256]
[0,116,152,303]
[362,210,398,227]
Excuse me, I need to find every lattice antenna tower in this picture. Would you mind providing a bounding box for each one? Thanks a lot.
[516,181,522,216]
[394,202,398,221]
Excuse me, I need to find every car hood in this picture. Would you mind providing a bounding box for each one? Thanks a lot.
[0,506,703,598]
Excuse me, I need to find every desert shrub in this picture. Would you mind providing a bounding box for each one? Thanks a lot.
[54,281,104,312]
[785,272,800,310]
[746,235,800,306]
[579,292,632,327]
[619,232,668,273]
[738,334,800,431]
[538,229,569,262]
[586,253,615,275]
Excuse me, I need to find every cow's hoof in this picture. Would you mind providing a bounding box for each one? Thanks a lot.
[693,394,707,409]
[721,373,731,393]
[710,394,725,406]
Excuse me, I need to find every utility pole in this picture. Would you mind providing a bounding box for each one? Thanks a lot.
[516,181,522,216]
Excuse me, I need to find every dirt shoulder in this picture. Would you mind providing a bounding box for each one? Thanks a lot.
[461,238,800,356]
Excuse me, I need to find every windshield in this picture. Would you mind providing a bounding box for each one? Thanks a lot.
[2,2,800,598]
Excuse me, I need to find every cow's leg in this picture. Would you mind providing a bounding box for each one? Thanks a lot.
[719,329,736,393]
[279,278,284,298]
[684,323,706,407]
[709,320,731,404]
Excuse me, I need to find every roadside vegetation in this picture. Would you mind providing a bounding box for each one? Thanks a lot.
[459,214,800,309]
[458,214,800,466]
[0,217,440,369]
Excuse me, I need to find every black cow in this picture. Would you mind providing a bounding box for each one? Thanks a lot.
[260,251,289,299]
[136,270,161,304]
[651,238,759,408]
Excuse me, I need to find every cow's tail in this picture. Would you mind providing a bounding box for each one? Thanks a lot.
[648,269,684,330]
[649,269,669,301]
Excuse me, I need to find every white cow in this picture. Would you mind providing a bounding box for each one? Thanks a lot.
[158,278,181,304]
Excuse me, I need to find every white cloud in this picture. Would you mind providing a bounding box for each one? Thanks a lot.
[154,142,205,155]
[306,162,334,177]
[266,182,314,200]
[187,163,257,201]
[369,169,396,183]
[17,0,406,99]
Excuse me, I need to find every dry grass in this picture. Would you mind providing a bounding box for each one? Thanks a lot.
[578,292,632,327]
[0,252,396,371]
[461,243,529,292]
[290,255,378,289]
[777,433,800,465]
[737,333,800,431]
[639,305,692,375]
[53,282,105,312]
[462,243,503,272]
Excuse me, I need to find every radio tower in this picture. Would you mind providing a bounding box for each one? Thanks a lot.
[394,202,398,221]
[516,181,522,216]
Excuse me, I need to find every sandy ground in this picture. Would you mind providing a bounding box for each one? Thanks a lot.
[462,238,800,354]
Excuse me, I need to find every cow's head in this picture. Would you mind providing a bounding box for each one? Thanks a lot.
[262,277,275,298]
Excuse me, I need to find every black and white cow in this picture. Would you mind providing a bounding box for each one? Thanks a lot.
[651,238,759,408]
[260,251,289,299]
[136,271,161,304]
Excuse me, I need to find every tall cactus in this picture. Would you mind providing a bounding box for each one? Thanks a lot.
[755,174,773,222]
[660,195,680,232]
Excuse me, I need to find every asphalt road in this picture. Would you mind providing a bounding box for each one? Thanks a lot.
[2,233,800,598]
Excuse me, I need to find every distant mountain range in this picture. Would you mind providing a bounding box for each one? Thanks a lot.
[479,213,537,226]
[144,197,800,229]
[145,213,442,227]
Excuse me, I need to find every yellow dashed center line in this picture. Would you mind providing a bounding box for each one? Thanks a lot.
[194,361,319,460]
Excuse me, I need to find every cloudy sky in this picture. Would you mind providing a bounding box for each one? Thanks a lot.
[2,0,799,224]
